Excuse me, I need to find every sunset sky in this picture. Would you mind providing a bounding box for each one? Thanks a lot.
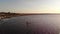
[0,0,60,13]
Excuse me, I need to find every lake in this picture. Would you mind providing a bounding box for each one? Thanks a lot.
[0,15,60,34]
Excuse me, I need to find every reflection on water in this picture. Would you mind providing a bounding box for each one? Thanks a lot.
[0,15,60,34]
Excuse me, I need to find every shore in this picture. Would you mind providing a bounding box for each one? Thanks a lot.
[0,12,60,19]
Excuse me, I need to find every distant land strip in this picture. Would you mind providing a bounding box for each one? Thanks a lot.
[0,12,60,19]
[18,13,60,15]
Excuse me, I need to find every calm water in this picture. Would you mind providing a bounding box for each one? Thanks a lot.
[0,15,60,34]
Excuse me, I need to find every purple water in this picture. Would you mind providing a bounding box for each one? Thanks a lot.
[0,15,60,34]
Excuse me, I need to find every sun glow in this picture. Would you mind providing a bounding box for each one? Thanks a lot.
[0,0,60,13]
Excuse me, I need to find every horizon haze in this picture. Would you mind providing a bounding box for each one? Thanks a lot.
[0,0,60,13]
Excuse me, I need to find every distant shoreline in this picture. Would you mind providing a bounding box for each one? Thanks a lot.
[1,12,60,15]
[0,12,60,19]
